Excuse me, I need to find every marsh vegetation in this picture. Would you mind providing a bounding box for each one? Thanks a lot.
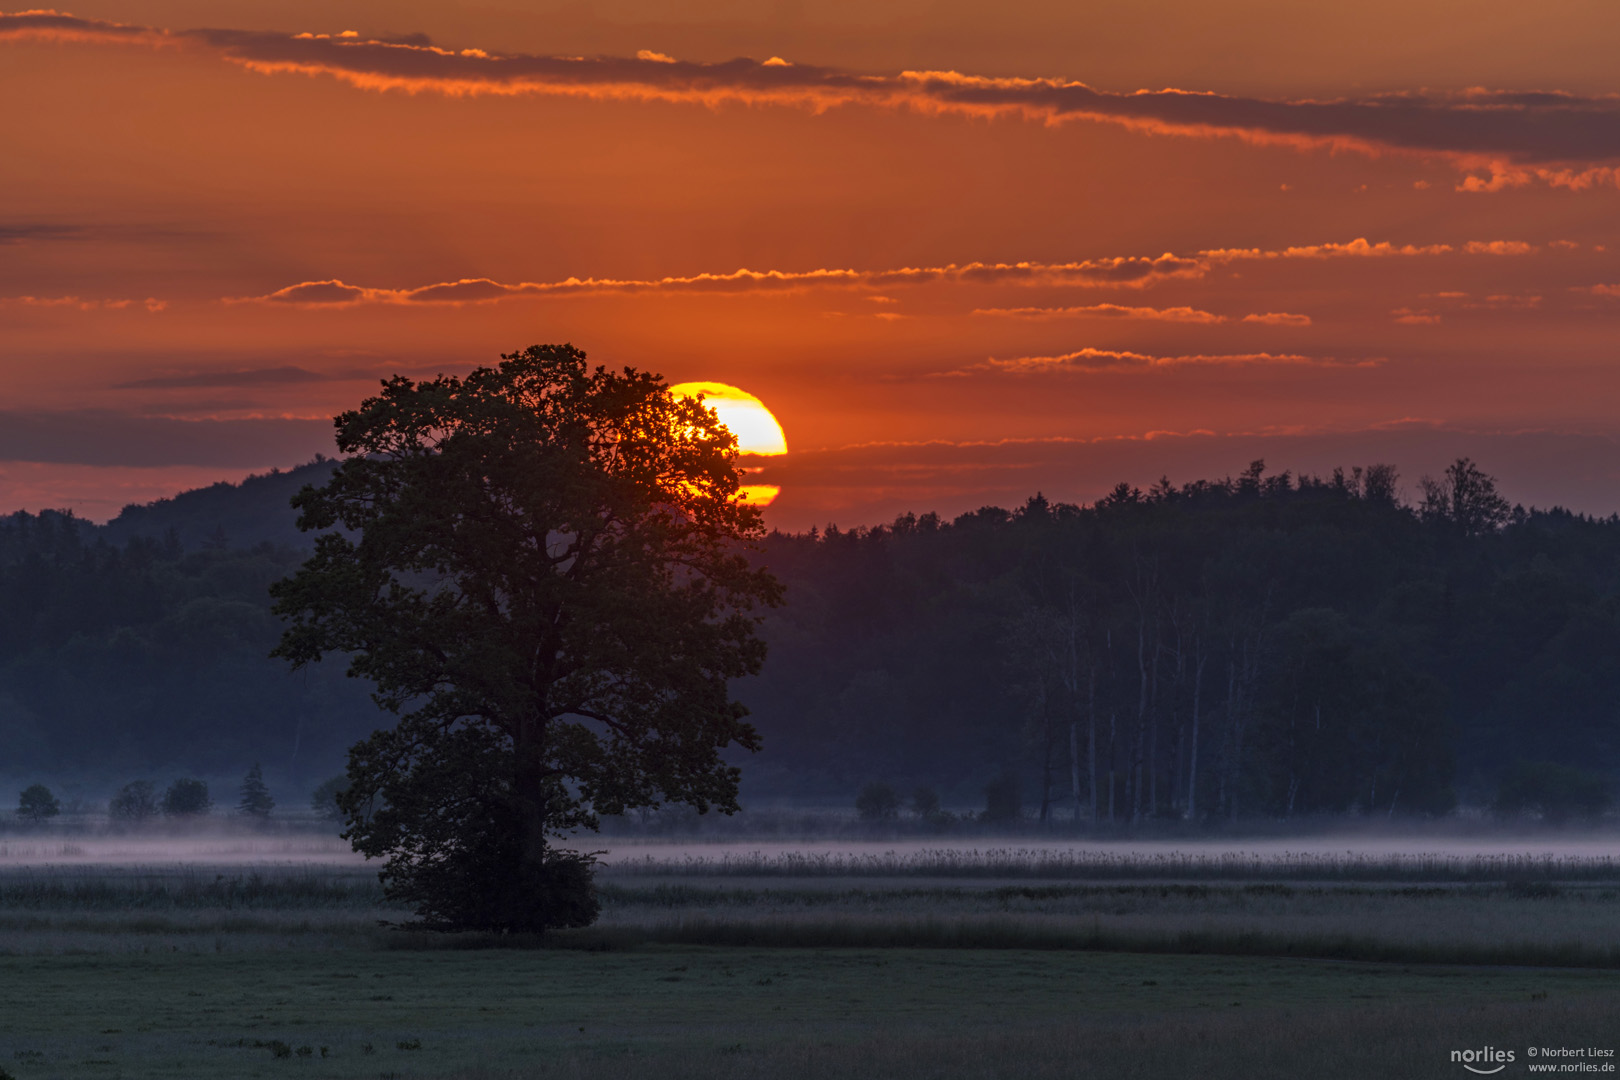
[1,831,1617,1078]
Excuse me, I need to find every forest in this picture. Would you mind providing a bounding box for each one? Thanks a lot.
[1,456,1617,820]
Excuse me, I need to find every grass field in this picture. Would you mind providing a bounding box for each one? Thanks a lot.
[1,834,1618,1079]
[2,946,1617,1079]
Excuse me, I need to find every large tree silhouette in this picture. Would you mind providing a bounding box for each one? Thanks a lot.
[271,345,781,932]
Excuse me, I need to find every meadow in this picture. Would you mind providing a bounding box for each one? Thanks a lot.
[1,826,1618,1079]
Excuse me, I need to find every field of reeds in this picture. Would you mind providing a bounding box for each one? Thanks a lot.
[1,830,1618,1078]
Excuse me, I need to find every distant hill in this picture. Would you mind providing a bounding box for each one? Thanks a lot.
[98,458,339,552]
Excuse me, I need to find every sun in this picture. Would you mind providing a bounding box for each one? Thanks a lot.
[669,381,786,506]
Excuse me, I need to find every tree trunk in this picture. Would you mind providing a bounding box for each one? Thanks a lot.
[1087,664,1098,825]
[515,715,550,927]
[1186,647,1204,821]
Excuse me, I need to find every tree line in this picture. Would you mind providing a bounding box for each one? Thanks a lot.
[745,459,1618,820]
[2,455,1617,820]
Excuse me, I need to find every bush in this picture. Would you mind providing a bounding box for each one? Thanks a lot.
[1494,761,1611,824]
[16,784,59,823]
[855,782,900,822]
[109,780,158,822]
[161,778,212,817]
[981,771,1022,824]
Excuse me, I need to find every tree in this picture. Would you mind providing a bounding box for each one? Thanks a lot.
[855,781,900,821]
[162,778,212,817]
[238,763,275,818]
[109,780,158,823]
[270,345,782,933]
[1419,458,1510,536]
[16,784,59,823]
[309,775,350,822]
[1494,761,1611,824]
[982,771,1022,824]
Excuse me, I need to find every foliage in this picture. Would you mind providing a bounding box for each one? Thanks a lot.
[270,345,781,932]
[911,786,941,818]
[982,771,1022,823]
[855,781,900,821]
[0,497,380,780]
[1418,457,1512,536]
[1494,761,1612,823]
[309,774,350,822]
[109,780,158,822]
[161,778,211,816]
[16,783,59,823]
[237,763,274,818]
[5,452,1620,822]
[744,457,1620,820]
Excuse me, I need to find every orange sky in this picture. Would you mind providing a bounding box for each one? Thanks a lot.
[5,1,1620,528]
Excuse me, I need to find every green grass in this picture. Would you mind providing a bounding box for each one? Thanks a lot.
[4,860,1620,1077]
[1,946,1616,1079]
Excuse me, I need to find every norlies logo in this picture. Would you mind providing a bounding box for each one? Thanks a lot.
[1454,1047,1517,1074]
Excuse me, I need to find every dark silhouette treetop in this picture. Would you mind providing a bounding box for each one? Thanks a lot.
[17,784,59,823]
[238,762,274,818]
[269,344,782,931]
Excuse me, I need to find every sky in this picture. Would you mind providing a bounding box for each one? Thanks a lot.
[5,1,1620,529]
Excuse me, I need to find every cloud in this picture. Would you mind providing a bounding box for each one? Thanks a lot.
[0,223,84,244]
[1242,312,1312,326]
[1463,240,1537,255]
[114,366,331,389]
[236,234,1522,309]
[1,294,166,312]
[237,255,1209,306]
[0,409,333,467]
[9,12,1620,181]
[1202,237,1455,260]
[1392,308,1442,324]
[973,303,1226,323]
[980,348,1376,374]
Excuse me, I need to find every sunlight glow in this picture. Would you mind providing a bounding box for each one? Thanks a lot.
[670,381,786,506]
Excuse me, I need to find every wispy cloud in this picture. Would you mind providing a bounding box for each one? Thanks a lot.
[980,348,1378,374]
[8,12,1620,184]
[972,303,1226,323]
[0,223,84,244]
[114,366,331,389]
[235,235,1529,308]
[1242,312,1312,326]
[0,408,331,467]
[972,302,1311,325]
[1,295,166,312]
[235,255,1207,306]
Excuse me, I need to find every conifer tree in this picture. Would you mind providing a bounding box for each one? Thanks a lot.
[238,763,274,818]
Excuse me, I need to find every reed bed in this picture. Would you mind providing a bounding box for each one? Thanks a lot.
[0,865,384,911]
[599,847,1620,882]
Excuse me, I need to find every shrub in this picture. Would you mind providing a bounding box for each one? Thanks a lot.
[16,784,59,823]
[162,778,212,817]
[855,782,900,822]
[109,780,158,822]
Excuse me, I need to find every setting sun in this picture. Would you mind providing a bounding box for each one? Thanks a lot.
[670,381,786,506]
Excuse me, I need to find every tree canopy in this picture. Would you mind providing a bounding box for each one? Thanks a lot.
[270,345,782,931]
